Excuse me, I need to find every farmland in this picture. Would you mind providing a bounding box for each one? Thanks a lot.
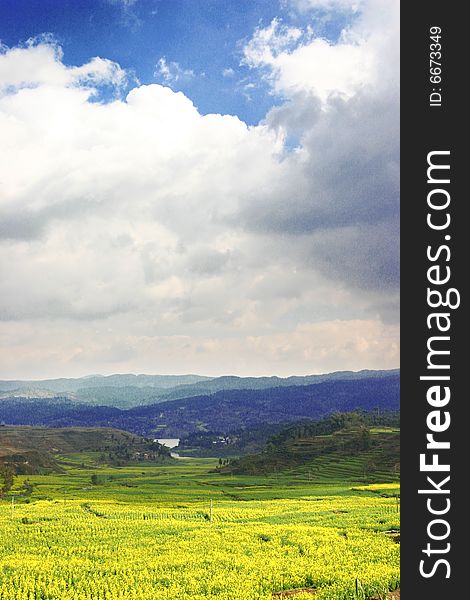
[0,453,399,600]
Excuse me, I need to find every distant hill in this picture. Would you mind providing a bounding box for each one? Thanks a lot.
[0,373,210,394]
[154,369,400,403]
[0,369,399,408]
[0,373,211,392]
[0,373,399,439]
[224,412,400,483]
[0,374,212,409]
[68,386,167,408]
[0,387,62,399]
[0,426,171,474]
[121,374,400,438]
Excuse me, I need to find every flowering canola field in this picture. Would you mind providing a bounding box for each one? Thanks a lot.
[0,492,399,600]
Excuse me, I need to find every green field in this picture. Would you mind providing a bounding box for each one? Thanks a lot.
[0,452,399,600]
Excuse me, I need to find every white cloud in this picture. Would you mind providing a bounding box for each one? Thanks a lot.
[0,3,399,378]
[242,18,307,66]
[154,57,195,85]
[238,0,399,300]
[244,0,398,102]
[0,40,127,96]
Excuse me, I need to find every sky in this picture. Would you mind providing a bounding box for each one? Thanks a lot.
[0,0,399,379]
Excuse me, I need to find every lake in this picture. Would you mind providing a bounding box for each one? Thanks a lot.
[154,438,180,448]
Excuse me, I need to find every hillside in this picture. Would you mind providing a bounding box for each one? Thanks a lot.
[224,413,400,483]
[0,373,210,393]
[0,373,399,439]
[178,409,400,458]
[0,374,210,407]
[0,369,399,408]
[153,369,399,403]
[0,426,171,474]
[177,422,291,457]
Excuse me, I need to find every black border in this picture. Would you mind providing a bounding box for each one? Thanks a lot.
[401,1,464,596]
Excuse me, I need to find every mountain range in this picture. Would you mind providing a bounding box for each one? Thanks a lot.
[0,369,399,408]
[0,370,399,439]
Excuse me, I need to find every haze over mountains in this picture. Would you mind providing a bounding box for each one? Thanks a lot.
[0,369,399,408]
[0,370,399,440]
[0,374,209,406]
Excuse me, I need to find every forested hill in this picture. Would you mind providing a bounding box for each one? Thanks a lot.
[224,412,400,481]
[0,426,171,474]
[141,369,399,404]
[0,369,399,408]
[0,373,399,439]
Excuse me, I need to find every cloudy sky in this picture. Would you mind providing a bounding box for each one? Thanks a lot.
[0,0,399,379]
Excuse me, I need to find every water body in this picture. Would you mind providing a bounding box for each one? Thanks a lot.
[155,438,195,459]
[154,438,180,449]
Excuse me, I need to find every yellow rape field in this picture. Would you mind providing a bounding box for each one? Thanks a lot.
[0,493,399,600]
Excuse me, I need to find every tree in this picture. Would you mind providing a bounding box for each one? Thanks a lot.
[22,480,34,496]
[360,427,371,450]
[0,464,15,498]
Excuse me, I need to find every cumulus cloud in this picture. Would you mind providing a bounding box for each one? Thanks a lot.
[244,0,397,101]
[239,0,399,305]
[0,39,127,95]
[0,2,399,377]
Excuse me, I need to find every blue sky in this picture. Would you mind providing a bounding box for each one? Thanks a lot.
[0,0,399,378]
[0,0,349,123]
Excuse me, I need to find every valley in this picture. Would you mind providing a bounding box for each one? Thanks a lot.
[0,369,400,599]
